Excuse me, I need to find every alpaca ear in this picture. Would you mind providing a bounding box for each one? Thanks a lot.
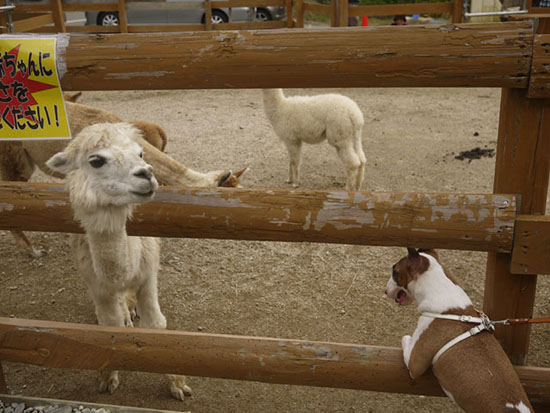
[233,166,249,179]
[46,151,76,175]
[218,167,249,187]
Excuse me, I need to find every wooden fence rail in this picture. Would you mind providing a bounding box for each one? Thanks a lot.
[1,317,549,408]
[60,22,536,92]
[5,182,550,274]
[0,183,517,252]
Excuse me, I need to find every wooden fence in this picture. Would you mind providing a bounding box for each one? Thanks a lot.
[0,19,550,409]
[297,0,463,28]
[1,317,550,408]
[3,0,463,34]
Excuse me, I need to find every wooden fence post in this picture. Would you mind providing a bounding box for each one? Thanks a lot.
[295,0,304,27]
[484,90,550,364]
[331,0,337,26]
[338,0,348,26]
[286,0,293,28]
[117,0,128,33]
[50,0,66,33]
[204,0,213,30]
[483,16,550,366]
[452,0,463,23]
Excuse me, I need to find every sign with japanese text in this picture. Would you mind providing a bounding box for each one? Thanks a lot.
[0,37,70,140]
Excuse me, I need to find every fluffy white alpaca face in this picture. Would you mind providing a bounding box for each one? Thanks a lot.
[46,123,159,207]
[82,143,157,205]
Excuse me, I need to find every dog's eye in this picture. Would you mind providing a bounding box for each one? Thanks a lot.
[89,156,106,168]
[392,266,397,280]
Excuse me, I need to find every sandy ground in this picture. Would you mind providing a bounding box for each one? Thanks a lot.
[1,87,549,412]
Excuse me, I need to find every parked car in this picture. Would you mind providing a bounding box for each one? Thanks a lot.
[85,1,285,26]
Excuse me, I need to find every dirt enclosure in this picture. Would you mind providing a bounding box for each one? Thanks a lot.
[1,87,549,412]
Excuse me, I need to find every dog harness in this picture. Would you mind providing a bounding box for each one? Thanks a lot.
[421,311,496,365]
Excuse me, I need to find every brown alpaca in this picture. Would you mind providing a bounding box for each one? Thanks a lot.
[0,101,247,257]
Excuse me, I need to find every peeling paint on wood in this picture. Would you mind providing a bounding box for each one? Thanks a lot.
[0,182,516,253]
[528,34,550,98]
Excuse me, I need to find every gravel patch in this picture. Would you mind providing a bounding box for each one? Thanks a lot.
[0,400,111,413]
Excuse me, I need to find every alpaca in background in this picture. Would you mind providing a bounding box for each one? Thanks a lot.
[262,89,366,190]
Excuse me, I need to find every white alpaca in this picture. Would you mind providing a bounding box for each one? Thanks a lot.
[262,89,366,190]
[46,122,191,400]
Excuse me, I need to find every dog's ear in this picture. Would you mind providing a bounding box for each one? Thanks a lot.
[419,248,439,260]
[407,247,418,257]
[406,248,429,278]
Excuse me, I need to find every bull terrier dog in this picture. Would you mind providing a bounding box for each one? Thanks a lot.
[385,248,533,413]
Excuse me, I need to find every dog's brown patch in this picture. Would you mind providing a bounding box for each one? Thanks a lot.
[392,248,429,290]
[392,257,415,289]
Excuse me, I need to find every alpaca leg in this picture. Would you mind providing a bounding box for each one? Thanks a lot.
[336,146,361,191]
[136,278,166,330]
[0,143,46,258]
[284,140,302,187]
[12,231,47,258]
[136,278,192,400]
[354,135,367,190]
[91,291,126,394]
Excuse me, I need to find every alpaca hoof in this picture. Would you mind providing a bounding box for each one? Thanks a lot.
[99,371,120,394]
[170,384,193,401]
[168,374,192,400]
[182,385,193,397]
[29,247,47,258]
[129,307,139,322]
[140,313,167,330]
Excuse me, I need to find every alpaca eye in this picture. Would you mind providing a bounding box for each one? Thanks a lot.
[139,152,143,158]
[89,156,106,168]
